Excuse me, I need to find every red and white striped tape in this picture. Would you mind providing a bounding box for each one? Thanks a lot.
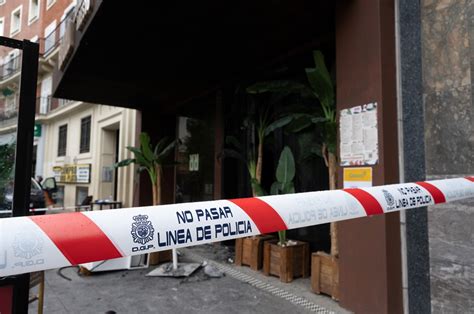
[0,177,473,277]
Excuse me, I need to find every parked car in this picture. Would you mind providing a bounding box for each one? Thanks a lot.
[0,177,57,218]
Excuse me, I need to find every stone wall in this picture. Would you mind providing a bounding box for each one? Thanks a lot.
[421,0,474,312]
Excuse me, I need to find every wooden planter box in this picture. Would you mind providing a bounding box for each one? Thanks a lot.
[235,235,275,270]
[263,240,310,283]
[149,250,172,266]
[311,251,339,300]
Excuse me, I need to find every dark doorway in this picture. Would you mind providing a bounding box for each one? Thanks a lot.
[175,104,215,203]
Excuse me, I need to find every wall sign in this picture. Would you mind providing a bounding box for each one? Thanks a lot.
[189,154,199,172]
[34,123,42,137]
[343,167,373,188]
[340,102,378,166]
[53,164,91,183]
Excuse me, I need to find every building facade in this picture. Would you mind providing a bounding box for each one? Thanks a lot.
[1,0,472,313]
[0,0,138,209]
[421,0,474,312]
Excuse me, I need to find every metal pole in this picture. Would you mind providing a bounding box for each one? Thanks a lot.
[10,39,39,314]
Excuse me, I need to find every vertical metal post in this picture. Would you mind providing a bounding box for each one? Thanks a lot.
[10,39,39,313]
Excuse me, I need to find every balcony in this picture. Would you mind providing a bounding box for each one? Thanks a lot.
[39,10,76,59]
[36,96,77,116]
[0,54,21,84]
[0,97,18,130]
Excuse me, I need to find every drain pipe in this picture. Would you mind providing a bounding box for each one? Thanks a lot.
[394,0,409,312]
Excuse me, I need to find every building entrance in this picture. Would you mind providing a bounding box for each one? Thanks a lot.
[175,110,215,203]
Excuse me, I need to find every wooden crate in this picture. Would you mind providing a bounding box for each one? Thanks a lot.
[149,250,172,266]
[235,235,274,270]
[311,251,339,300]
[263,240,310,283]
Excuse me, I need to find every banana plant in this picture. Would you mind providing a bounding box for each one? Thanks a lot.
[270,146,295,245]
[223,108,291,197]
[115,132,177,206]
[115,132,178,268]
[245,50,339,256]
[250,146,295,245]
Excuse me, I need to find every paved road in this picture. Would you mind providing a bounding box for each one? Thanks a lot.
[29,245,349,314]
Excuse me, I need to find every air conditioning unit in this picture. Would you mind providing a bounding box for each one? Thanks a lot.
[80,255,149,272]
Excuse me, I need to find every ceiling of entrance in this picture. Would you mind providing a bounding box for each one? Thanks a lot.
[53,1,335,112]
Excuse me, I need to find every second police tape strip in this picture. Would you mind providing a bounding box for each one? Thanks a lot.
[0,176,473,277]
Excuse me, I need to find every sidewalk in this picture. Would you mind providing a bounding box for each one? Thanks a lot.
[29,244,350,314]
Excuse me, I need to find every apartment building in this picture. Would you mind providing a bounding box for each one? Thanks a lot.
[0,0,138,209]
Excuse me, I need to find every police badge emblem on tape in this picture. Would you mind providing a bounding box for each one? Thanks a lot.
[0,176,472,277]
[131,215,155,252]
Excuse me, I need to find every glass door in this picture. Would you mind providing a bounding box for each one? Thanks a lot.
[175,112,215,203]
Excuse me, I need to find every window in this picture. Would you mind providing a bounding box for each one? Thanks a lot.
[10,6,22,36]
[76,187,89,206]
[40,76,52,114]
[44,20,57,54]
[28,0,40,24]
[57,124,67,157]
[80,116,91,153]
[60,4,75,38]
[0,18,4,36]
[46,0,56,10]
[3,50,20,78]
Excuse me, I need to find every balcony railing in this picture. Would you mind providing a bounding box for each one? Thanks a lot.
[0,1,91,83]
[38,10,75,57]
[0,108,18,121]
[36,96,76,115]
[0,54,21,82]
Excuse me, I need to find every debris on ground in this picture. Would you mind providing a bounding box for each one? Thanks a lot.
[146,262,201,277]
[203,264,225,278]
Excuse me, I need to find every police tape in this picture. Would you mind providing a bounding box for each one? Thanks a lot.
[0,177,473,277]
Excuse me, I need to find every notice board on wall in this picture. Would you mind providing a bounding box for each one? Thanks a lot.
[339,102,379,166]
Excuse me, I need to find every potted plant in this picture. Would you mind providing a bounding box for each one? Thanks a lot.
[224,105,291,271]
[115,132,177,266]
[245,51,339,297]
[260,146,310,283]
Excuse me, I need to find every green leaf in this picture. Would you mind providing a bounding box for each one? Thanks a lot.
[140,133,154,162]
[278,230,287,245]
[247,160,257,180]
[305,68,334,112]
[305,51,335,118]
[157,140,176,160]
[282,182,295,194]
[312,51,333,91]
[311,117,327,124]
[154,137,170,156]
[325,121,337,154]
[276,146,295,183]
[251,178,266,196]
[114,158,135,168]
[264,116,293,137]
[270,182,282,195]
[285,115,313,133]
[127,147,152,169]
